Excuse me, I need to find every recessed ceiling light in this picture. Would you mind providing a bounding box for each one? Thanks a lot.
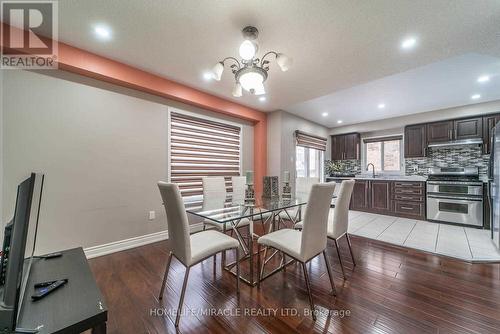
[401,37,417,50]
[259,96,266,102]
[477,75,490,83]
[322,112,328,117]
[471,94,481,100]
[202,72,212,81]
[337,120,343,124]
[94,25,112,40]
[378,103,386,109]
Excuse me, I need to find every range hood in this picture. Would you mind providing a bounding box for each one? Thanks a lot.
[427,138,483,148]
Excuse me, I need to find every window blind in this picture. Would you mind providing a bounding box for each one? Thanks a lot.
[363,135,403,143]
[295,130,327,151]
[170,112,241,198]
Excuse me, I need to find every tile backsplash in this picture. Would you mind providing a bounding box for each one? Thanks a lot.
[329,159,361,175]
[405,146,489,178]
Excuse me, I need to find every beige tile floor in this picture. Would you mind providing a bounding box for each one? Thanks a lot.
[347,210,500,262]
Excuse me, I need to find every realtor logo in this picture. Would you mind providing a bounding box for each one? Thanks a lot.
[1,1,58,69]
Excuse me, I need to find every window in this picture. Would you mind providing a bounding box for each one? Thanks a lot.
[295,131,327,179]
[296,147,323,178]
[168,111,241,198]
[363,136,403,173]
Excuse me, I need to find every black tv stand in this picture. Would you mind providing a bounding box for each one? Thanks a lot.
[16,248,107,333]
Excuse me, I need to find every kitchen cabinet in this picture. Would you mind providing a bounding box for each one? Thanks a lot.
[454,117,483,140]
[404,124,426,158]
[370,181,391,213]
[483,113,500,154]
[350,180,369,210]
[427,120,453,143]
[349,179,425,220]
[331,133,360,160]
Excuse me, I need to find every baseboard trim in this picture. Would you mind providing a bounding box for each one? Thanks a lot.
[84,223,204,259]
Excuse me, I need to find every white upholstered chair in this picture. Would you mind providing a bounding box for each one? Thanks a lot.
[231,176,246,201]
[157,182,240,327]
[202,177,250,231]
[289,177,319,228]
[257,183,337,320]
[327,179,356,279]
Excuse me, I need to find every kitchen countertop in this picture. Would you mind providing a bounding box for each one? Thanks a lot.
[326,175,427,182]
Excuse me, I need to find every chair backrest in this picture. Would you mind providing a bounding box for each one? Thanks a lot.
[202,177,227,197]
[157,182,191,265]
[295,177,319,198]
[231,176,246,201]
[330,180,355,238]
[300,183,336,261]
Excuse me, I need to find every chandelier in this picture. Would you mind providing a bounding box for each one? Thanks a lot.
[209,26,292,97]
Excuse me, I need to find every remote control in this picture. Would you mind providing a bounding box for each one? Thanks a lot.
[34,278,67,288]
[31,279,67,301]
[40,252,63,259]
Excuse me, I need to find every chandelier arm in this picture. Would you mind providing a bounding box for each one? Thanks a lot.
[221,57,242,70]
[260,51,278,66]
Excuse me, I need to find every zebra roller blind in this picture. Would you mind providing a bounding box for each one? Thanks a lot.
[170,112,241,197]
[295,130,327,151]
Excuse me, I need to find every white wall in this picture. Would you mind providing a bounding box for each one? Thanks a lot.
[267,110,330,191]
[1,70,254,255]
[330,100,500,135]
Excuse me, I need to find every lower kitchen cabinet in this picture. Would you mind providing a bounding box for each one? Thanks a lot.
[350,179,426,220]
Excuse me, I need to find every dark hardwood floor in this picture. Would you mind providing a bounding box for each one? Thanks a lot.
[89,234,500,334]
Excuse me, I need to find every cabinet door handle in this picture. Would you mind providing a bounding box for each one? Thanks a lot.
[401,206,413,210]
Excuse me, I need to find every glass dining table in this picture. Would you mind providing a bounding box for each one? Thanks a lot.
[184,195,309,286]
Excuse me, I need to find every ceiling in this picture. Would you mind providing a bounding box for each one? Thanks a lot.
[56,0,500,126]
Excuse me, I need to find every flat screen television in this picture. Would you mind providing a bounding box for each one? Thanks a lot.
[0,173,44,332]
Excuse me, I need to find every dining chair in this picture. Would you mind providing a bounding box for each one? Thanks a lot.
[257,183,337,320]
[202,177,250,232]
[287,177,319,228]
[231,176,246,201]
[157,182,240,327]
[327,179,356,279]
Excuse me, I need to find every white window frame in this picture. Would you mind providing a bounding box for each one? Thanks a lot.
[361,135,404,175]
[296,146,325,182]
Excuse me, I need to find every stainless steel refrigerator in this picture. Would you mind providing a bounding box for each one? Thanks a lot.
[489,125,500,248]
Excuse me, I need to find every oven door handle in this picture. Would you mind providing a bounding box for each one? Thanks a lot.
[427,194,483,202]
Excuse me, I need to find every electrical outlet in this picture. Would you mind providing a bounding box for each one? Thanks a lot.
[148,211,156,221]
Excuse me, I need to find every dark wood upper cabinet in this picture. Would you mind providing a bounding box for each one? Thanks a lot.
[404,124,426,158]
[483,114,500,154]
[344,133,360,159]
[454,117,482,140]
[427,121,453,143]
[331,133,360,160]
[370,180,391,213]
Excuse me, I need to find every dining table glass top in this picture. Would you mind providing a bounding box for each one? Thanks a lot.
[184,195,308,224]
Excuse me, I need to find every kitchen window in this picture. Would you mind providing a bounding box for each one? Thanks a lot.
[295,131,327,180]
[168,110,241,198]
[363,135,403,173]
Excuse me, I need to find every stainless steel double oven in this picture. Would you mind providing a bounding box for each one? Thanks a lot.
[426,167,483,227]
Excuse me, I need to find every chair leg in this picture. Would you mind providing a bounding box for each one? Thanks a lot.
[175,266,190,327]
[235,247,240,297]
[213,254,216,277]
[301,262,316,321]
[222,225,227,266]
[158,251,173,300]
[333,239,346,280]
[346,233,356,266]
[323,250,337,296]
[257,243,262,287]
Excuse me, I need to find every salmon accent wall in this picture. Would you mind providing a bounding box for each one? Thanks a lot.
[1,23,267,194]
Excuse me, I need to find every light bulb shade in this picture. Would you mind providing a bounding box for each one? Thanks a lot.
[239,40,258,60]
[253,83,265,95]
[232,83,243,97]
[276,53,292,72]
[211,62,224,81]
[238,71,264,92]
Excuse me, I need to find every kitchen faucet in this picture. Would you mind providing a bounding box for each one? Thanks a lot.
[367,163,376,178]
